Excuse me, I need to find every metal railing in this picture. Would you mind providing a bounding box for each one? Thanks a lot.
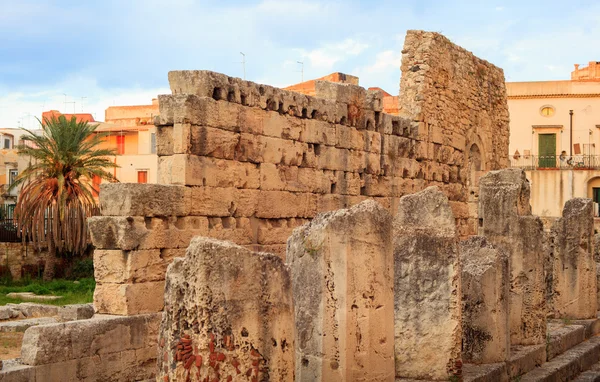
[0,204,21,243]
[510,155,600,170]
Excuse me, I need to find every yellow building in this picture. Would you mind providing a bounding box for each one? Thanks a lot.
[95,99,159,185]
[507,62,600,216]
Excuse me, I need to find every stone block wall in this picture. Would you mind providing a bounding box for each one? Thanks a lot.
[4,314,161,381]
[399,31,510,235]
[88,30,509,315]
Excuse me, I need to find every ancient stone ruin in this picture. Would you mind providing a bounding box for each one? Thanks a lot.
[2,30,600,382]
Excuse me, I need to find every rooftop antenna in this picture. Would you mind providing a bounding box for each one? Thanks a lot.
[297,61,304,83]
[240,52,246,80]
[62,93,68,112]
[80,97,87,112]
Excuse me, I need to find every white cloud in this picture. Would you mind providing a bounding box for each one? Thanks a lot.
[298,39,369,70]
[495,6,504,11]
[363,50,402,74]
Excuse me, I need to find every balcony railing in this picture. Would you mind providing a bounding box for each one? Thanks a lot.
[510,155,600,170]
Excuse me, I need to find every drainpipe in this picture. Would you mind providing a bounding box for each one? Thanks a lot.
[569,110,574,157]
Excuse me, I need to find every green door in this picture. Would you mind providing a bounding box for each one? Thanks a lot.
[538,133,556,168]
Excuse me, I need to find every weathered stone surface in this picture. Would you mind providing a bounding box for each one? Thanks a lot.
[98,183,191,217]
[158,237,294,382]
[88,216,147,251]
[460,236,510,364]
[57,304,94,322]
[17,313,160,381]
[93,281,165,315]
[479,169,546,346]
[393,187,461,380]
[0,317,58,333]
[6,303,58,319]
[90,216,209,251]
[550,198,598,319]
[287,200,394,381]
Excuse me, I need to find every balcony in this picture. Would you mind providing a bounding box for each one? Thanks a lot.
[510,155,600,171]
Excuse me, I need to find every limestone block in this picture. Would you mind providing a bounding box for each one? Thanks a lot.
[93,282,165,315]
[94,249,126,283]
[190,125,240,159]
[259,164,332,194]
[301,119,336,146]
[88,216,147,251]
[236,133,306,166]
[189,186,236,216]
[157,94,240,129]
[287,200,394,382]
[98,183,191,217]
[336,124,366,150]
[57,304,94,322]
[90,216,209,251]
[21,313,160,366]
[550,198,597,319]
[314,80,367,106]
[262,112,302,140]
[256,191,318,218]
[158,154,260,188]
[393,186,462,380]
[158,237,294,382]
[479,169,546,346]
[189,187,260,217]
[206,217,255,245]
[257,218,307,245]
[11,303,58,319]
[460,237,510,364]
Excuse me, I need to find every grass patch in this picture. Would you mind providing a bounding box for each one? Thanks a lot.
[0,278,94,306]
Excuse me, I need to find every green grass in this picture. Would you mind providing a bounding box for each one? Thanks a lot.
[0,278,95,306]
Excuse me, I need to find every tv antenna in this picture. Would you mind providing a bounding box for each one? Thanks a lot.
[240,52,246,80]
[297,61,304,83]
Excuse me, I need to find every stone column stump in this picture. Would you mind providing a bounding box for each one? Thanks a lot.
[393,186,462,380]
[460,236,510,364]
[550,198,597,319]
[158,237,295,382]
[287,200,395,382]
[478,169,546,346]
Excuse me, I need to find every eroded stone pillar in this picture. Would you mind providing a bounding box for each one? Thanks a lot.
[478,169,546,346]
[460,236,510,364]
[393,186,462,380]
[287,199,394,382]
[550,198,597,319]
[158,237,294,382]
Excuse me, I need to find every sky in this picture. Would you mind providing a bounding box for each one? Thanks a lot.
[1,0,599,128]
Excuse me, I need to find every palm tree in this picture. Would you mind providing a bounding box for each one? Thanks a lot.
[10,115,118,280]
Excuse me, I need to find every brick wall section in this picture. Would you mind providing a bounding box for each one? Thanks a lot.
[89,30,510,315]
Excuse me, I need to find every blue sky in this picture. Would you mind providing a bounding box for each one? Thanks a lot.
[1,0,599,127]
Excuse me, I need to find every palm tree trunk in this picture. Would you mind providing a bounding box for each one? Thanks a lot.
[43,241,57,281]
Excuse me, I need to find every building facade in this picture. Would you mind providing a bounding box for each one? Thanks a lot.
[96,99,159,185]
[508,62,600,216]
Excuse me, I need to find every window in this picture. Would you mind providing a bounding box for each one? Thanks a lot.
[116,135,125,155]
[8,170,18,186]
[4,139,10,149]
[150,133,156,154]
[540,106,555,117]
[137,170,148,184]
[92,175,101,197]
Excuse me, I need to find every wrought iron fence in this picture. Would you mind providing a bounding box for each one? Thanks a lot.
[510,155,600,170]
[0,204,21,243]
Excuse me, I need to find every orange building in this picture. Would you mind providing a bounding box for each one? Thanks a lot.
[41,110,96,123]
[40,99,159,189]
[285,73,400,115]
